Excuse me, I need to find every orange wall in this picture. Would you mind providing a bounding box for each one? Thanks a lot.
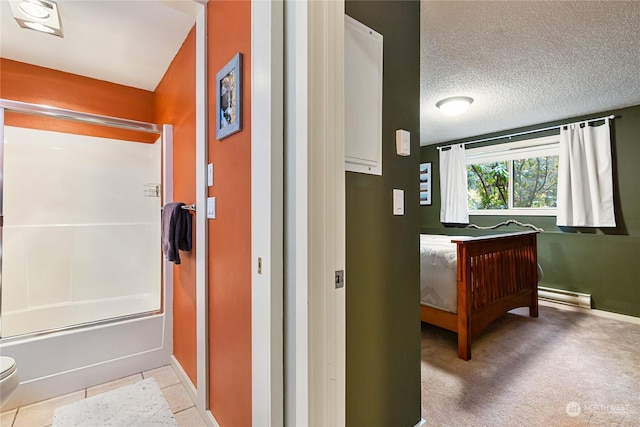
[154,27,198,387]
[2,31,199,385]
[0,58,156,143]
[207,1,252,425]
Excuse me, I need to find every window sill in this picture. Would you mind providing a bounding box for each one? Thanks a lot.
[470,209,557,217]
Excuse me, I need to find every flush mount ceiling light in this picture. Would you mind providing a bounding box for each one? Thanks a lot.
[9,0,63,37]
[436,96,474,116]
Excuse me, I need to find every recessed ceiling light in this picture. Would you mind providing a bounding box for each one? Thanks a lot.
[23,21,55,33]
[436,96,474,116]
[18,1,51,20]
[8,0,63,37]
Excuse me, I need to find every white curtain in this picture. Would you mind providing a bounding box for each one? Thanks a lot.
[557,119,616,227]
[439,144,469,224]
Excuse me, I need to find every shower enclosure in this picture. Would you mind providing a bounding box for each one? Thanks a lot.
[1,101,162,337]
[0,99,173,409]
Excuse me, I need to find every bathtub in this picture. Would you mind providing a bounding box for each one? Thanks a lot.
[0,103,175,411]
[1,294,161,338]
[0,289,173,410]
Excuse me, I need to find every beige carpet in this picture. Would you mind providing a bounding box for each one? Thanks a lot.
[421,302,640,426]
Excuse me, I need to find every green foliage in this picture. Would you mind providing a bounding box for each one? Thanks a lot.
[468,161,509,209]
[513,157,558,208]
[467,156,558,210]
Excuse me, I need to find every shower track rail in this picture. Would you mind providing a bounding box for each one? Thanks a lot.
[0,99,162,134]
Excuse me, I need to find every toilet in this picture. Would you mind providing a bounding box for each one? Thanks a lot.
[0,356,19,407]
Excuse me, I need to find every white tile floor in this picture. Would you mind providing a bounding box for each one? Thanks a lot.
[0,365,207,427]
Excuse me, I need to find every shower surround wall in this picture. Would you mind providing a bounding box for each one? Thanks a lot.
[0,115,172,412]
[0,38,190,408]
[2,126,161,337]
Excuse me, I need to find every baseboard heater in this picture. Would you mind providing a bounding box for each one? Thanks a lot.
[538,286,592,309]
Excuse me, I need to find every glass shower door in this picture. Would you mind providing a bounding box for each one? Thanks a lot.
[0,107,162,338]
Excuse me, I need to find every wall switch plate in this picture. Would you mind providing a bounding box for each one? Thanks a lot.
[207,197,216,219]
[396,129,410,156]
[207,164,214,187]
[393,189,404,215]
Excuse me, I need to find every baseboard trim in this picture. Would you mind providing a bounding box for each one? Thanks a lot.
[170,356,196,402]
[171,356,222,427]
[414,417,426,427]
[539,300,640,325]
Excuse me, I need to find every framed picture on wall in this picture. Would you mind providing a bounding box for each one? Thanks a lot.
[216,53,242,140]
[420,162,432,206]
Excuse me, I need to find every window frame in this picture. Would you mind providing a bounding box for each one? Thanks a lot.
[466,135,559,217]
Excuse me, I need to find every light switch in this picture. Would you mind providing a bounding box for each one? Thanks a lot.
[207,197,216,219]
[396,129,410,156]
[207,164,214,187]
[393,189,404,215]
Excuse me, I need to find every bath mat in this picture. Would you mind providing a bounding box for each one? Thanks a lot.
[52,378,177,427]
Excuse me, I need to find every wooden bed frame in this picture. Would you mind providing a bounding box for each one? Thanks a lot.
[420,231,539,360]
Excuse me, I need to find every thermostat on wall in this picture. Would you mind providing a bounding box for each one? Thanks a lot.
[396,129,410,156]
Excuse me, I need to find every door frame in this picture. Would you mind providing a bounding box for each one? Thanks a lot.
[284,1,346,425]
[251,0,285,425]
[251,0,346,423]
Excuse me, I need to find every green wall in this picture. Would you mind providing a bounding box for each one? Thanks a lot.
[345,1,421,426]
[420,105,640,318]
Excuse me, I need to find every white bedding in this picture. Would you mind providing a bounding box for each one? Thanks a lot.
[420,233,542,314]
[420,234,463,314]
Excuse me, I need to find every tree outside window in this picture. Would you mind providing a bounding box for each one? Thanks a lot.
[467,153,558,213]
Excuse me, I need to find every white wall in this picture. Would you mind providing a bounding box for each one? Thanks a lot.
[2,126,161,337]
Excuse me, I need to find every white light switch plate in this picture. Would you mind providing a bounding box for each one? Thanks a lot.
[207,197,216,219]
[207,164,214,187]
[393,189,404,215]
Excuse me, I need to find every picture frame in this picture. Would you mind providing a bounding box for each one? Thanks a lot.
[420,162,432,206]
[216,53,242,140]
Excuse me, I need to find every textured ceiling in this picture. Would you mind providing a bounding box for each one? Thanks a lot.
[3,1,639,138]
[0,1,200,91]
[421,1,640,145]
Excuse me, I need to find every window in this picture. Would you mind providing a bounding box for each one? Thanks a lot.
[466,135,559,216]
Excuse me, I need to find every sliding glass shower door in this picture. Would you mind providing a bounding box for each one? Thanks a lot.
[0,105,163,338]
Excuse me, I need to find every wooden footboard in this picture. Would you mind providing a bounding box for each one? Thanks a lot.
[421,231,539,360]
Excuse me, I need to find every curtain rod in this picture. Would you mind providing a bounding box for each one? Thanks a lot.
[436,114,615,151]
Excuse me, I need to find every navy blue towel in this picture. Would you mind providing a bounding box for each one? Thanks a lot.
[161,202,192,264]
